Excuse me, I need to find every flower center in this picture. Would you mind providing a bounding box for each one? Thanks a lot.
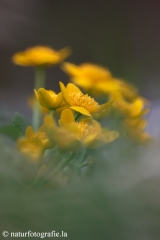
[69,92,98,111]
[34,132,49,144]
[76,122,96,139]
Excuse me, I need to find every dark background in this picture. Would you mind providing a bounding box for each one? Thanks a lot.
[0,0,160,117]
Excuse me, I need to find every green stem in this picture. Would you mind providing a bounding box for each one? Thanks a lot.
[33,151,74,187]
[47,151,74,179]
[50,109,54,117]
[32,67,45,131]
[75,113,81,121]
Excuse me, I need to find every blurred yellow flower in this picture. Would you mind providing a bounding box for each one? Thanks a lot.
[123,107,153,144]
[59,82,113,117]
[112,93,149,118]
[124,124,153,145]
[18,137,44,161]
[34,88,64,111]
[58,108,119,149]
[62,62,112,90]
[18,116,55,161]
[12,46,71,67]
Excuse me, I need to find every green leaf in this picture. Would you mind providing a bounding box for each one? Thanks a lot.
[0,125,21,141]
[12,112,29,136]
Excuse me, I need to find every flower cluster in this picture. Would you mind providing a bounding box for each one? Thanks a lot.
[10,45,153,185]
[62,62,153,144]
[19,81,118,160]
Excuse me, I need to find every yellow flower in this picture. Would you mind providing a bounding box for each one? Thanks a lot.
[58,108,119,149]
[34,88,64,111]
[124,126,153,145]
[12,46,71,67]
[62,62,112,90]
[112,94,149,118]
[123,110,153,144]
[18,116,55,160]
[18,138,44,161]
[59,82,113,117]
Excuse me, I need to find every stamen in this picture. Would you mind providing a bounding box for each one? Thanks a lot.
[69,92,98,111]
[34,132,49,144]
[77,122,96,139]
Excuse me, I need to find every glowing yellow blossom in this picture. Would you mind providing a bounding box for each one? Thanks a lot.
[18,116,55,160]
[34,88,64,111]
[112,93,149,118]
[18,138,44,161]
[12,46,71,67]
[122,109,153,144]
[59,82,113,117]
[124,126,153,145]
[62,62,112,90]
[28,94,68,116]
[58,108,119,149]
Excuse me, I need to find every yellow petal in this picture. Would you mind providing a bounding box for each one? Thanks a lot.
[26,126,35,139]
[102,131,119,143]
[60,108,75,124]
[59,82,73,106]
[72,77,93,89]
[90,101,113,114]
[58,47,72,61]
[43,115,56,125]
[37,88,55,109]
[70,106,92,117]
[12,52,30,66]
[129,98,144,117]
[97,81,120,93]
[62,62,80,76]
[55,92,63,107]
[66,83,81,93]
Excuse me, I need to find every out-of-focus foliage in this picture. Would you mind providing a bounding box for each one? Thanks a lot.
[0,137,160,240]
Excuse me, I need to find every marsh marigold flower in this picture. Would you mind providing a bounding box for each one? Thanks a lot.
[57,109,119,149]
[124,120,153,144]
[12,46,71,67]
[123,109,153,144]
[18,116,55,161]
[111,91,149,118]
[62,62,112,90]
[34,88,65,111]
[45,109,118,150]
[59,82,113,117]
